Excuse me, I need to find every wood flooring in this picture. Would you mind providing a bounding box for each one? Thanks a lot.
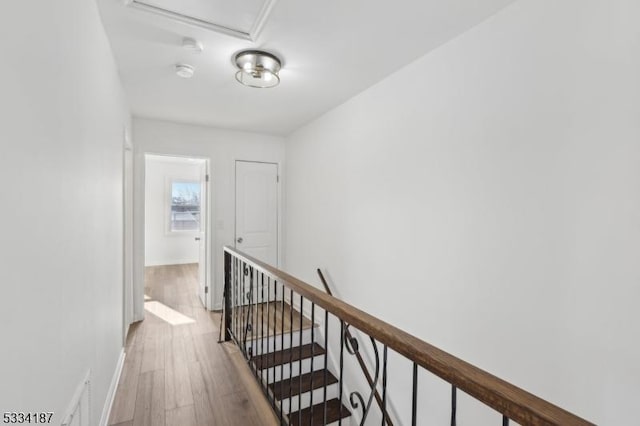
[108,263,279,426]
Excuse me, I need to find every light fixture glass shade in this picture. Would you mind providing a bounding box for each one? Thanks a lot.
[235,69,280,88]
[234,50,281,88]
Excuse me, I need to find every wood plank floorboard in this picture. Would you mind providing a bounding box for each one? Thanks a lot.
[132,370,165,426]
[166,405,197,426]
[109,263,279,426]
[164,334,194,409]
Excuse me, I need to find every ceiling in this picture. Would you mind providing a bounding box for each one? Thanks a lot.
[98,0,515,136]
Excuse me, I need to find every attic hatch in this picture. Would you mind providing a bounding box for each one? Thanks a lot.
[124,0,278,41]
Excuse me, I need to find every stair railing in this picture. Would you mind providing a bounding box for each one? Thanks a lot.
[223,246,595,426]
[316,268,395,426]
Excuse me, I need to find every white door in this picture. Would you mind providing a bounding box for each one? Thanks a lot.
[235,161,278,266]
[197,162,208,308]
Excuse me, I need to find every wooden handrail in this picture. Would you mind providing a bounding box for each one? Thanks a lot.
[224,246,595,426]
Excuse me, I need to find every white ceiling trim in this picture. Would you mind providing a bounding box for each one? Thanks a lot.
[249,0,278,42]
[122,0,278,42]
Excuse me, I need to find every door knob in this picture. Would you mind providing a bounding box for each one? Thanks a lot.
[195,237,201,241]
[237,237,243,243]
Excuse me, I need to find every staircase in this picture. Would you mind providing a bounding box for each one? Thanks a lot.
[224,247,597,426]
[242,301,351,426]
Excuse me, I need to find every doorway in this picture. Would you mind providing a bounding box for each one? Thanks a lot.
[144,154,211,309]
[235,160,278,267]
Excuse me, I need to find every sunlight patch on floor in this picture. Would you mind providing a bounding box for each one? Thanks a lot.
[144,301,195,325]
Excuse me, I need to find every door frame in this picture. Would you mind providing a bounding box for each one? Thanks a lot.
[233,159,281,269]
[122,126,134,345]
[139,152,214,311]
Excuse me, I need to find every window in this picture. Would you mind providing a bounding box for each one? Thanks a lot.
[170,181,201,232]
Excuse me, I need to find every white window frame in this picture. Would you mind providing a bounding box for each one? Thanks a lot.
[166,177,201,235]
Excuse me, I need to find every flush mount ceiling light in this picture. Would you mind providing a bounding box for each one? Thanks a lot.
[234,50,281,88]
[175,63,195,79]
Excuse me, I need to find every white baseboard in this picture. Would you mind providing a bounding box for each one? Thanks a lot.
[99,348,126,426]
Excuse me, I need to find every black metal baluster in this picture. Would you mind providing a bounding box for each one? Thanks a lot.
[451,385,457,426]
[236,258,240,342]
[267,276,273,408]
[253,269,260,377]
[309,303,315,424]
[252,270,256,352]
[279,282,285,424]
[242,262,246,346]
[288,289,294,417]
[232,257,236,341]
[254,270,259,365]
[225,257,236,337]
[235,258,239,342]
[236,258,240,341]
[343,330,379,426]
[298,294,303,426]
[382,345,388,426]
[244,266,254,355]
[412,363,418,426]
[261,272,265,362]
[503,416,509,426]
[272,280,278,411]
[241,262,247,358]
[323,310,329,426]
[242,266,253,359]
[239,261,243,353]
[244,263,248,356]
[223,252,231,342]
[339,320,345,426]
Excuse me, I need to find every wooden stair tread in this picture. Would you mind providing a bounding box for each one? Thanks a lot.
[288,398,351,426]
[252,343,325,370]
[269,369,338,400]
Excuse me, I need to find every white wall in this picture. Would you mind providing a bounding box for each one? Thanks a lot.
[144,156,202,266]
[133,118,285,313]
[285,0,640,424]
[0,0,130,424]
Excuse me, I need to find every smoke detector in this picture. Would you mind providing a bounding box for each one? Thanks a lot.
[175,64,195,79]
[182,37,204,53]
